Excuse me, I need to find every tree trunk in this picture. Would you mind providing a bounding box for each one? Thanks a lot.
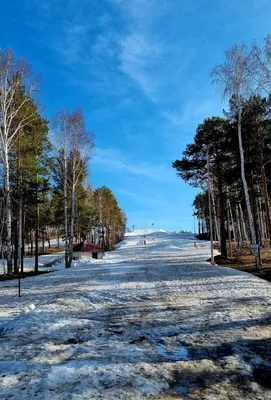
[229,198,236,244]
[75,196,79,244]
[18,195,23,274]
[207,150,215,264]
[64,154,69,268]
[69,182,75,267]
[4,148,13,275]
[106,224,110,250]
[250,174,262,266]
[226,187,236,249]
[47,227,51,248]
[250,173,259,243]
[211,184,219,244]
[21,208,25,274]
[0,200,6,274]
[237,107,261,270]
[35,190,39,274]
[239,203,248,242]
[261,166,271,247]
[14,212,19,275]
[101,228,105,250]
[42,229,45,254]
[30,229,33,256]
[235,204,242,247]
[257,198,265,246]
[226,199,232,258]
[14,138,21,275]
[217,168,227,257]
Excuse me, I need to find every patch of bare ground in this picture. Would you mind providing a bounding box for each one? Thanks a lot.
[215,245,271,283]
[0,270,52,281]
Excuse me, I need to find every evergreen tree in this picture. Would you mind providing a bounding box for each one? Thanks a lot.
[173,117,234,257]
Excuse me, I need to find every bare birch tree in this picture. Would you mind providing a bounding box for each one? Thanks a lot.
[52,110,70,268]
[212,44,261,270]
[252,34,271,95]
[253,35,271,246]
[67,110,94,267]
[0,48,37,274]
[52,109,94,268]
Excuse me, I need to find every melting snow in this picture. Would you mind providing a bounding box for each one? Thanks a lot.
[156,342,189,361]
[0,230,271,399]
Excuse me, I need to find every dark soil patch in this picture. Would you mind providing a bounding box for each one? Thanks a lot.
[189,343,233,361]
[25,247,65,257]
[213,255,241,264]
[253,366,271,389]
[251,271,271,282]
[129,335,146,344]
[107,329,124,335]
[214,246,271,283]
[242,338,271,361]
[64,338,80,344]
[0,270,52,281]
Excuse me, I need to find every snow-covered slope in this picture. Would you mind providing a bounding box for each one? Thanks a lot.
[0,231,271,399]
[125,229,169,236]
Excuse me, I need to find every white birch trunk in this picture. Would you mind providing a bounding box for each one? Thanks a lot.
[257,196,265,246]
[211,183,219,244]
[237,108,257,244]
[4,147,13,275]
[64,153,69,268]
[235,204,242,245]
[0,202,6,275]
[228,197,236,244]
[69,180,75,268]
[261,166,271,246]
[239,203,248,242]
[226,199,232,258]
[18,195,23,274]
[237,107,261,272]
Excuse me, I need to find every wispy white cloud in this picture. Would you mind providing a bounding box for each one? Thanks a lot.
[116,188,167,207]
[119,33,161,100]
[112,1,169,102]
[24,0,223,149]
[24,0,210,123]
[93,147,176,182]
[24,0,116,65]
[163,97,222,129]
[112,0,203,106]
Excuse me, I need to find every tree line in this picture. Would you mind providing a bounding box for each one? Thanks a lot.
[0,48,126,275]
[173,34,271,270]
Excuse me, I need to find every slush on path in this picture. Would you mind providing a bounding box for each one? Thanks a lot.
[0,230,271,399]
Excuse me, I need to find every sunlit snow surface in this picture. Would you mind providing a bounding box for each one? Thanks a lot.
[0,251,64,275]
[0,230,271,399]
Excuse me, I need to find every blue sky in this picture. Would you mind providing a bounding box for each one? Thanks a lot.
[2,0,271,231]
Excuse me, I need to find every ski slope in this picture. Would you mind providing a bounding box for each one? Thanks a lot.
[0,230,271,399]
